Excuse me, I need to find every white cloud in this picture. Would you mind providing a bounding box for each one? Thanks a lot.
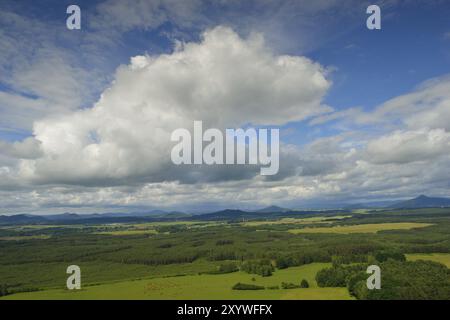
[309,107,362,126]
[17,26,331,186]
[357,77,450,127]
[3,34,450,211]
[0,137,42,159]
[1,1,450,213]
[365,129,450,164]
[405,99,450,131]
[310,76,450,129]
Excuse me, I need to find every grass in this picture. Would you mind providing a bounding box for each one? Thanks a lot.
[0,235,51,241]
[288,222,433,234]
[0,260,218,292]
[1,225,60,230]
[127,221,223,228]
[1,263,353,300]
[406,253,450,268]
[92,220,226,235]
[242,216,351,227]
[95,229,159,236]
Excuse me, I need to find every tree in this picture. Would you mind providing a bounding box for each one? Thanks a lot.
[241,259,274,277]
[300,279,309,288]
[374,250,406,263]
[350,260,450,300]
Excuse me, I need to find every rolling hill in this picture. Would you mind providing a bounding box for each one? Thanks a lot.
[389,195,450,209]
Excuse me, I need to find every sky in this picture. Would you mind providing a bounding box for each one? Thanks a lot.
[1,0,450,214]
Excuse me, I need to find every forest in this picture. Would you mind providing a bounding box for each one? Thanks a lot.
[1,208,450,299]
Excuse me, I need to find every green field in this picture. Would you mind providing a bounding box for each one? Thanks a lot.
[406,253,450,268]
[2,263,352,300]
[0,235,51,241]
[288,222,433,234]
[242,216,351,227]
[1,208,450,300]
[95,229,159,236]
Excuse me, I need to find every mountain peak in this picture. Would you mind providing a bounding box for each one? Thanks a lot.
[257,205,290,213]
[389,195,450,209]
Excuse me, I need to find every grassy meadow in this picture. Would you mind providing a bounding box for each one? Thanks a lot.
[2,263,352,300]
[406,253,450,268]
[288,222,433,234]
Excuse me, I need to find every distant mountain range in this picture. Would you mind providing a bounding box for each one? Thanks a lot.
[256,205,291,213]
[0,206,343,225]
[344,200,399,209]
[1,195,449,225]
[187,207,350,221]
[0,210,190,225]
[387,195,450,209]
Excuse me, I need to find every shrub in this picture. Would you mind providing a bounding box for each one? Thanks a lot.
[300,279,309,288]
[232,283,265,290]
[219,262,238,273]
[281,282,300,289]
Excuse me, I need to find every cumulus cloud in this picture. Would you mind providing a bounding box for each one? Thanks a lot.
[405,99,450,131]
[17,26,331,186]
[309,76,450,130]
[1,1,450,213]
[0,138,42,159]
[294,76,450,202]
[3,42,450,212]
[365,129,450,164]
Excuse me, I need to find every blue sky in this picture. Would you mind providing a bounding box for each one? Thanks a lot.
[316,3,450,109]
[2,1,450,140]
[1,0,450,213]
